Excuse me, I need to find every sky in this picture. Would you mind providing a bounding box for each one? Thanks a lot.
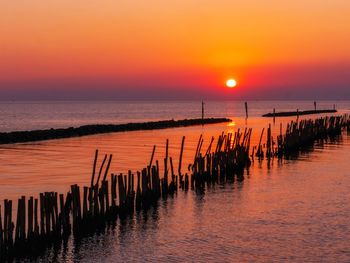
[1,0,350,100]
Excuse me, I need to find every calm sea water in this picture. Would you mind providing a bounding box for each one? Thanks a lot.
[0,100,350,262]
[0,100,348,132]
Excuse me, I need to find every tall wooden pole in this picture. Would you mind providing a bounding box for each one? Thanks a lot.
[201,101,204,121]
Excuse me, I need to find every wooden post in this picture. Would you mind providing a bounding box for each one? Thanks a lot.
[28,197,33,238]
[164,139,169,193]
[8,200,13,247]
[194,134,203,165]
[83,187,88,218]
[104,180,109,212]
[297,109,299,121]
[245,102,248,119]
[124,175,127,198]
[141,169,148,197]
[4,200,7,245]
[93,185,99,216]
[91,149,99,187]
[111,174,117,207]
[127,170,131,196]
[44,193,51,235]
[205,136,214,156]
[76,186,82,222]
[59,194,65,226]
[0,205,2,249]
[39,193,45,236]
[53,192,58,232]
[63,192,72,235]
[21,196,26,241]
[102,154,113,182]
[15,198,21,243]
[178,136,185,176]
[267,124,271,158]
[95,154,107,186]
[149,145,156,168]
[118,174,126,209]
[257,128,265,157]
[136,172,141,208]
[202,100,205,122]
[156,161,160,196]
[70,186,77,230]
[170,157,175,183]
[34,198,39,236]
[88,187,94,215]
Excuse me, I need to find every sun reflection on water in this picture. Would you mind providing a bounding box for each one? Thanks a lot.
[228,121,236,127]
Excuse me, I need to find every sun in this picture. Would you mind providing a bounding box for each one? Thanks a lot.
[226,79,237,88]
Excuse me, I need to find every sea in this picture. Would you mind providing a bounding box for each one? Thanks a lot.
[0,100,350,262]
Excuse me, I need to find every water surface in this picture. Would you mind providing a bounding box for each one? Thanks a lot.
[0,100,349,262]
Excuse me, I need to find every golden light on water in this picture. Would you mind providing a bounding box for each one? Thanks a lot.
[228,121,236,127]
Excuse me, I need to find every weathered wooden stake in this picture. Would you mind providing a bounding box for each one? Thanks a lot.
[91,149,99,187]
[178,136,185,176]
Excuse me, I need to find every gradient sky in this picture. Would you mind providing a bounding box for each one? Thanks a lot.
[1,0,350,100]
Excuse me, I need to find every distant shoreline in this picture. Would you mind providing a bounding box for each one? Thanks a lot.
[0,118,231,145]
[262,109,337,117]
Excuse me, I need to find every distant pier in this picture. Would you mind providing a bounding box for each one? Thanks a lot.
[262,109,337,118]
[0,118,231,144]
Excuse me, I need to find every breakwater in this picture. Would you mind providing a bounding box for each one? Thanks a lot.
[0,118,231,144]
[262,109,337,117]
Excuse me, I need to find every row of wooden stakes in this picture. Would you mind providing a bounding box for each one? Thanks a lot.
[255,115,349,159]
[1,115,349,260]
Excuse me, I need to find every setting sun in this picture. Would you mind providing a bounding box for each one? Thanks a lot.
[226,79,237,88]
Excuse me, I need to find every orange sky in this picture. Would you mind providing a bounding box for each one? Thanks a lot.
[1,1,350,99]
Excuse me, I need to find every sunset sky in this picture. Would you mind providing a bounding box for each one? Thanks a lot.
[1,0,350,100]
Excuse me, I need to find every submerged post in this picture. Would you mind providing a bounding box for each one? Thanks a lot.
[245,102,248,119]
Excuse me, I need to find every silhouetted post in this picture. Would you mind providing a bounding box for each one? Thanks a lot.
[314,101,317,111]
[91,150,98,188]
[149,145,156,168]
[273,108,276,124]
[201,101,204,122]
[178,136,185,180]
[245,102,248,119]
[297,109,299,121]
